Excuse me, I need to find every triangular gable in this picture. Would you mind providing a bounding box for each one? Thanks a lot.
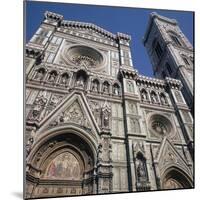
[155,137,192,176]
[37,91,101,139]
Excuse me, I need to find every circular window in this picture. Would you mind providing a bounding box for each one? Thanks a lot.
[149,114,172,137]
[64,45,104,68]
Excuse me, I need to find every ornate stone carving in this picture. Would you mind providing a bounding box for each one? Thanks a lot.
[49,94,63,107]
[28,91,48,121]
[50,100,90,128]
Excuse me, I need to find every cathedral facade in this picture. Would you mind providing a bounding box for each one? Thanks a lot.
[25,11,194,199]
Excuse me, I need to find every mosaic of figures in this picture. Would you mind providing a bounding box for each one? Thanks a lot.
[44,152,82,180]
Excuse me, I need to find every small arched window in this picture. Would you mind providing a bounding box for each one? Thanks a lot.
[166,63,173,75]
[170,35,182,46]
[182,56,190,65]
[155,42,163,59]
[152,39,163,59]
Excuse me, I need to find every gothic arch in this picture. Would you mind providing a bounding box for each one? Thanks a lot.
[161,166,193,189]
[26,125,98,198]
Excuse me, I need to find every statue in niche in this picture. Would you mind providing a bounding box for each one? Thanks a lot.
[103,110,109,128]
[35,69,45,80]
[151,92,158,103]
[102,82,109,94]
[48,72,57,82]
[113,85,120,95]
[60,74,68,85]
[76,76,84,88]
[92,81,99,92]
[141,90,148,101]
[160,94,167,104]
[101,101,111,129]
[136,154,148,182]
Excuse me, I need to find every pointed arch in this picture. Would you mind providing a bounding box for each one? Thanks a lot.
[161,166,193,189]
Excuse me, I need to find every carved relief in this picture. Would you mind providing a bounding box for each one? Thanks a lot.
[50,100,90,128]
[28,91,48,121]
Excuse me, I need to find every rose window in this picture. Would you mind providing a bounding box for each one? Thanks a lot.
[149,114,173,137]
[65,45,104,68]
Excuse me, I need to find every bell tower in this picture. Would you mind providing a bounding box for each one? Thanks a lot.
[143,12,194,114]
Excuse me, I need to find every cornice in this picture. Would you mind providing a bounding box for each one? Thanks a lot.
[44,11,131,43]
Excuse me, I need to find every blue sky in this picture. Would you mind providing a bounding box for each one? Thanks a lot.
[25,1,194,77]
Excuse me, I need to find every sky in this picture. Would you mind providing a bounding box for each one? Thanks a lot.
[25,1,194,77]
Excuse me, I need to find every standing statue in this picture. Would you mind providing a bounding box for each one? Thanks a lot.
[76,76,84,88]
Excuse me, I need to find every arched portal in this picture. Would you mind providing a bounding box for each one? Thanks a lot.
[161,167,193,190]
[26,130,97,198]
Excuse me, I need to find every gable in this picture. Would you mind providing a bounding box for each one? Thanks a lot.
[155,137,192,176]
[37,91,101,141]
